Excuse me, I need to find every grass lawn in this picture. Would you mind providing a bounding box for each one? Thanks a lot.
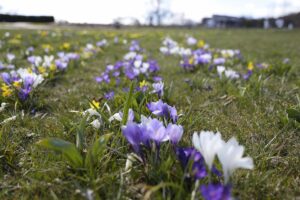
[0,27,299,199]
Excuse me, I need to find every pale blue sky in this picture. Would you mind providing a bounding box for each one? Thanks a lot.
[1,0,300,24]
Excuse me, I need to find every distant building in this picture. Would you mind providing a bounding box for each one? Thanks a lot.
[202,15,242,28]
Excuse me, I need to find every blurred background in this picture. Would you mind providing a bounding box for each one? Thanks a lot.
[0,0,299,28]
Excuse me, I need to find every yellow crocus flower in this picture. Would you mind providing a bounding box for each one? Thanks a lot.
[139,80,148,88]
[62,43,71,50]
[248,62,254,71]
[50,64,57,71]
[13,81,21,89]
[90,100,100,109]
[197,40,205,48]
[1,84,13,97]
[38,66,46,74]
[189,57,194,65]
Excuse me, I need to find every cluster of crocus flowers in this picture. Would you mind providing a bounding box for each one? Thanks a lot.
[1,68,44,100]
[192,131,254,199]
[161,36,271,81]
[95,40,162,97]
[96,39,108,47]
[147,99,178,123]
[122,114,183,156]
[27,52,80,77]
[160,37,192,56]
[119,98,253,199]
[0,45,80,101]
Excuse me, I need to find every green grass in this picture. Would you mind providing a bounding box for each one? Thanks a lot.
[0,27,299,199]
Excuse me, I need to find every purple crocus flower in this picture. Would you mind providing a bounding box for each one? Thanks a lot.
[23,76,34,89]
[27,56,36,65]
[200,184,231,200]
[102,73,110,83]
[104,91,114,100]
[181,57,195,71]
[57,52,65,58]
[147,100,178,123]
[152,81,164,98]
[105,65,114,72]
[113,71,120,77]
[114,61,123,70]
[27,46,35,52]
[129,40,141,52]
[122,122,143,154]
[18,87,31,100]
[55,59,68,70]
[196,53,212,65]
[153,76,163,82]
[66,53,80,60]
[169,106,178,123]
[213,58,226,65]
[166,123,183,145]
[1,72,12,84]
[148,60,160,73]
[176,147,207,179]
[96,39,108,47]
[124,68,136,80]
[147,100,169,117]
[137,85,148,93]
[146,118,168,143]
[95,76,103,83]
[243,70,253,80]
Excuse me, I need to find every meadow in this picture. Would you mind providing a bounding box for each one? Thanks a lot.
[0,27,299,199]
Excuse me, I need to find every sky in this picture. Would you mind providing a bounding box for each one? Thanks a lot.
[1,0,300,24]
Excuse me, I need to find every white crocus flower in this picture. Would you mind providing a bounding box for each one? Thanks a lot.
[192,131,224,170]
[140,62,149,74]
[186,36,197,46]
[217,66,240,79]
[16,68,44,88]
[217,66,226,78]
[103,102,111,115]
[159,47,168,54]
[224,69,240,79]
[34,56,43,67]
[123,52,137,60]
[109,112,122,122]
[217,137,254,183]
[7,53,15,63]
[0,103,8,112]
[134,60,142,68]
[32,74,44,88]
[109,109,134,123]
[83,108,101,121]
[43,55,54,67]
[90,119,101,129]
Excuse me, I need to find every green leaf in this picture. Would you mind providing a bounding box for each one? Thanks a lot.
[85,134,112,176]
[37,138,83,168]
[76,117,87,150]
[122,81,135,125]
[287,108,300,122]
